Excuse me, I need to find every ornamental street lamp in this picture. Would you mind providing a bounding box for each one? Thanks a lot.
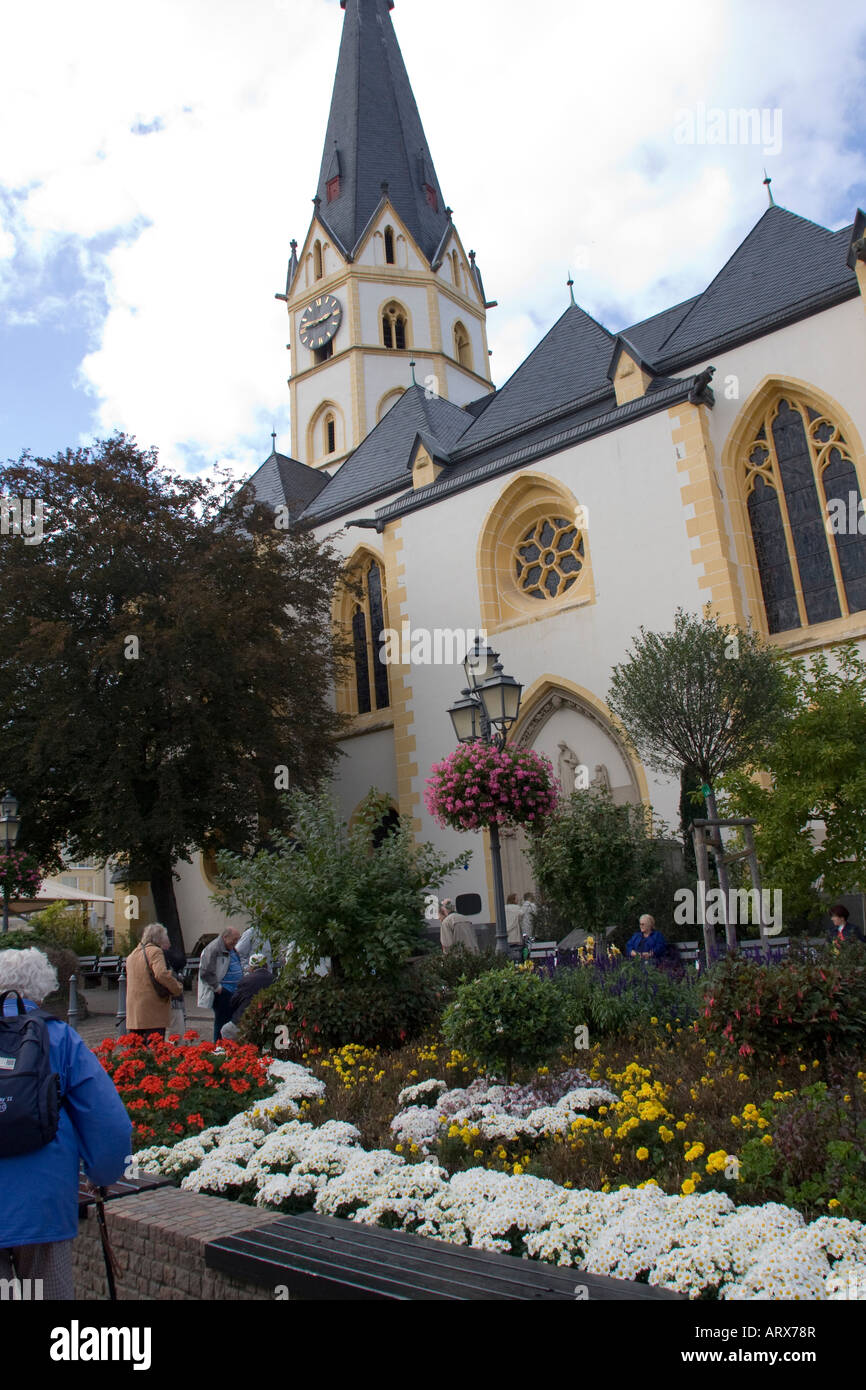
[448,644,523,954]
[1,791,21,933]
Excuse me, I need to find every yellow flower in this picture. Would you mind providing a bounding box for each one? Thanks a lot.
[636,1147,649,1161]
[658,1126,674,1144]
[473,1149,484,1158]
[737,1073,749,1083]
[395,1143,403,1153]
[828,1199,841,1210]
[799,1063,807,1072]
[681,1179,696,1195]
[675,1121,687,1131]
[603,1127,612,1139]
[650,1017,658,1026]
[761,1134,773,1146]
[684,1143,705,1162]
[513,1163,523,1175]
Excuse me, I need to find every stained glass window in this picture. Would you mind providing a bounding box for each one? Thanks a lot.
[514,516,584,601]
[743,395,866,634]
[348,559,390,716]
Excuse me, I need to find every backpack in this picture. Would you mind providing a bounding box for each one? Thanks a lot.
[0,990,62,1158]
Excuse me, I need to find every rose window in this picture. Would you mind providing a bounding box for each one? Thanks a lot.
[514,516,584,599]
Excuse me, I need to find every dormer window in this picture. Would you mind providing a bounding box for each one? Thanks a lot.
[384,226,395,264]
[382,302,407,350]
[326,176,341,203]
[423,184,438,212]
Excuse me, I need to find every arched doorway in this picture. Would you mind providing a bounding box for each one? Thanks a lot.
[502,681,644,901]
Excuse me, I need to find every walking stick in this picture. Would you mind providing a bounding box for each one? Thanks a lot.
[83,1179,121,1300]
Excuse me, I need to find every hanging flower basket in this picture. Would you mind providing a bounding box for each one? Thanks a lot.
[425,744,558,833]
[0,848,43,901]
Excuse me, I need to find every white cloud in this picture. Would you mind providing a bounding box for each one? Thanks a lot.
[1,0,864,471]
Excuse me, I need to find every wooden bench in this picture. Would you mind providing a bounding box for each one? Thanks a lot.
[76,954,100,983]
[182,956,200,990]
[528,939,558,961]
[673,940,700,966]
[77,1172,175,1220]
[205,1211,683,1301]
[96,954,123,989]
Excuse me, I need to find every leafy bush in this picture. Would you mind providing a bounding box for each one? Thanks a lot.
[553,954,701,1039]
[526,788,668,939]
[442,966,566,1082]
[701,944,866,1059]
[738,1082,866,1221]
[217,788,468,981]
[28,900,102,956]
[239,963,443,1057]
[423,945,507,993]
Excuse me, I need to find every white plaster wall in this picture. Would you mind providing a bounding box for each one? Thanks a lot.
[358,281,430,346]
[438,295,485,375]
[331,728,399,819]
[295,357,353,463]
[173,859,249,954]
[443,362,491,406]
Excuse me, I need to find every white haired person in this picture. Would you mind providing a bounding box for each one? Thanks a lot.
[220,952,274,1042]
[625,913,668,960]
[0,948,131,1299]
[124,922,183,1041]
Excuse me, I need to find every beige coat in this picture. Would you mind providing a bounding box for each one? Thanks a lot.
[125,943,183,1031]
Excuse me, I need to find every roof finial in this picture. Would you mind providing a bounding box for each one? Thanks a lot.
[763,169,775,207]
[567,273,576,307]
[410,359,417,386]
[380,180,389,197]
[271,430,277,454]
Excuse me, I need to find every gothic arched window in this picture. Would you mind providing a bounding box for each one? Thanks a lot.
[743,394,866,633]
[314,240,323,281]
[343,558,390,716]
[325,413,336,455]
[382,302,407,350]
[384,227,395,265]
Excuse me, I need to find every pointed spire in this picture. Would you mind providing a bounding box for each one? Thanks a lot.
[567,273,576,307]
[271,429,277,455]
[763,169,775,207]
[316,0,450,262]
[286,239,299,294]
[409,359,417,386]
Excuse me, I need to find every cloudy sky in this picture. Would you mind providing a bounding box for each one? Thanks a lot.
[1,0,864,480]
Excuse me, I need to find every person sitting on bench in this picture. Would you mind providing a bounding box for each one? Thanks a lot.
[438,899,479,954]
[625,914,668,960]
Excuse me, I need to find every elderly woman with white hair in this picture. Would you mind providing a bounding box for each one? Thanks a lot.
[124,922,183,1040]
[0,947,131,1299]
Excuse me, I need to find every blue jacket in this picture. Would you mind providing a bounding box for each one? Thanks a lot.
[625,929,668,959]
[0,998,131,1247]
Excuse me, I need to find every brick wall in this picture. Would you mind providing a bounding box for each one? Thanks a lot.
[73,1188,278,1301]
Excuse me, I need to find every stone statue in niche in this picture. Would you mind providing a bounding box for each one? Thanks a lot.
[557,742,580,795]
[591,763,611,792]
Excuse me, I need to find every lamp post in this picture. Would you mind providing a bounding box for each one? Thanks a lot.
[1,791,21,934]
[447,639,523,954]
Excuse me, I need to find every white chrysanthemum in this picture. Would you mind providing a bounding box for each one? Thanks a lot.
[396,1078,447,1108]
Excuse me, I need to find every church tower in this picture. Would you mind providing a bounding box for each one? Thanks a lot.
[278,0,495,472]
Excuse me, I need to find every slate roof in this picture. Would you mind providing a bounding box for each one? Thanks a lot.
[623,295,700,359]
[652,205,855,367]
[454,305,618,450]
[315,0,451,264]
[301,386,473,522]
[246,451,328,517]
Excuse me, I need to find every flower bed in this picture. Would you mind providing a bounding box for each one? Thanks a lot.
[134,1052,866,1300]
[95,1032,275,1146]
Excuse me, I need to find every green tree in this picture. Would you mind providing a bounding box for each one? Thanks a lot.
[525,786,664,938]
[607,608,791,873]
[442,967,566,1083]
[216,787,469,980]
[0,434,348,949]
[721,644,866,919]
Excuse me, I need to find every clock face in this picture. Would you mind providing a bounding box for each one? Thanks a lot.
[299,294,342,350]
